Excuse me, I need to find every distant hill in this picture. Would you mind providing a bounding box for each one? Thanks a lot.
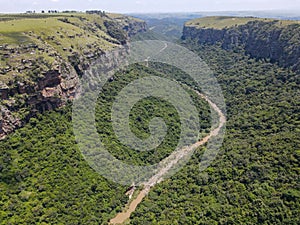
[185,16,300,29]
[129,11,300,41]
[130,13,202,40]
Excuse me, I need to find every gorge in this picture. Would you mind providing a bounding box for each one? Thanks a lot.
[0,13,299,225]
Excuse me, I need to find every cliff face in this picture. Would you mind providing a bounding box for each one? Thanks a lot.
[182,18,300,72]
[121,19,148,37]
[0,13,147,139]
[0,43,80,139]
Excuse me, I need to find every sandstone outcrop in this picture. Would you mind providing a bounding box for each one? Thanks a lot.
[182,18,300,73]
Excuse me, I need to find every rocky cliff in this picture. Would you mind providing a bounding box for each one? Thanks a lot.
[0,13,147,139]
[182,16,300,72]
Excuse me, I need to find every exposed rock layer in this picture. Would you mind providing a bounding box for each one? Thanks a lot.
[0,14,147,139]
[182,19,300,72]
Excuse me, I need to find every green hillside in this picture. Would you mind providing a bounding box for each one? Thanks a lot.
[130,40,300,225]
[0,12,146,140]
[0,63,211,224]
[0,13,131,83]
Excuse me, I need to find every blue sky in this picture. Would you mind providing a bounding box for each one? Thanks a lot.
[0,0,299,13]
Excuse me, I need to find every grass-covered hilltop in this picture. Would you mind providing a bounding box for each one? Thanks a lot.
[185,16,300,29]
[0,12,147,138]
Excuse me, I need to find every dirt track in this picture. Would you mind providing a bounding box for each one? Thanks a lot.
[109,89,226,224]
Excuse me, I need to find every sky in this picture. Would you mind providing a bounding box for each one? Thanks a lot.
[0,0,299,13]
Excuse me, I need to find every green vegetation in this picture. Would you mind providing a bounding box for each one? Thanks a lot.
[0,13,116,47]
[0,12,139,84]
[2,41,298,224]
[0,106,128,224]
[0,63,210,224]
[185,16,300,29]
[183,16,300,75]
[129,43,300,224]
[0,12,146,139]
[103,20,127,44]
[96,64,210,166]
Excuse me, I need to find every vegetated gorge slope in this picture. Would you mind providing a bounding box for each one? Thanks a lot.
[0,26,212,224]
[0,12,155,224]
[128,17,300,224]
[0,61,212,224]
[0,12,147,139]
[0,12,211,224]
[183,16,300,73]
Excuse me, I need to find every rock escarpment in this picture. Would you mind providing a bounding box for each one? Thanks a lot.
[182,17,300,72]
[0,13,147,139]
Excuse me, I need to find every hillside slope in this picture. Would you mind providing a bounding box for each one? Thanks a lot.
[183,16,300,73]
[0,12,147,139]
[130,19,300,224]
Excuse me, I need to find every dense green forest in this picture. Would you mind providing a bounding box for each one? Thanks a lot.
[95,64,210,166]
[1,42,298,224]
[0,64,210,224]
[0,106,129,224]
[129,43,300,224]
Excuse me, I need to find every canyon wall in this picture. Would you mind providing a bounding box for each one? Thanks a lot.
[0,13,147,139]
[182,19,300,72]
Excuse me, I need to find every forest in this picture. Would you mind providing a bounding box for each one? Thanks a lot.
[0,63,211,224]
[129,42,300,224]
